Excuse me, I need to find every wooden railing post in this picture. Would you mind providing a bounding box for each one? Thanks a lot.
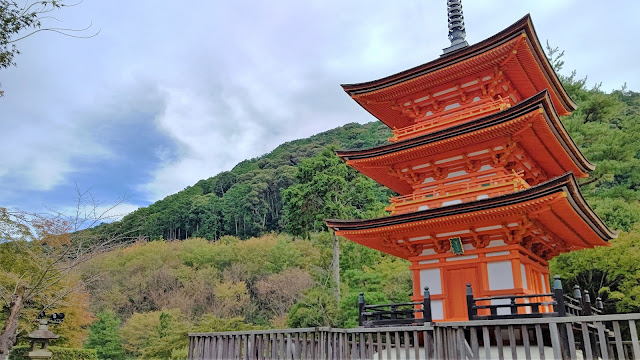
[553,276,567,317]
[358,292,365,326]
[553,276,571,359]
[423,286,432,322]
[583,290,593,316]
[510,297,518,315]
[466,284,476,320]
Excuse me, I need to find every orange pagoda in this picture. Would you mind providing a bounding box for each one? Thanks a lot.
[326,3,615,322]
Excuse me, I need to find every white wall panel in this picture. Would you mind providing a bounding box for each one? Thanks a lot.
[487,261,514,290]
[420,268,442,294]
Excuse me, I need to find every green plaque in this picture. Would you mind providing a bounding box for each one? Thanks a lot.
[450,237,464,255]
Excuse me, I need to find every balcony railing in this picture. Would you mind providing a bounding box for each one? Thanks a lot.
[387,171,529,214]
[389,97,511,142]
[358,287,432,327]
[188,314,640,360]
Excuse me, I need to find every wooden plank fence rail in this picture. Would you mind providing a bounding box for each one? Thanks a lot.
[188,313,640,359]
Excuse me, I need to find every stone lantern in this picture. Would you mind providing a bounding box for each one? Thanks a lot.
[26,319,59,360]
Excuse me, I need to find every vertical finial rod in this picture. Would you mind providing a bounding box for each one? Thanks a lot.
[443,0,469,54]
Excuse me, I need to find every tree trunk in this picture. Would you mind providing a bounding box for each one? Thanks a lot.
[331,231,341,303]
[0,286,25,358]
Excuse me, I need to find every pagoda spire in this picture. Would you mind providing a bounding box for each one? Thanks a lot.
[443,0,469,54]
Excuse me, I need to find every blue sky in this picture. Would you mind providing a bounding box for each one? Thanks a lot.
[1,0,639,217]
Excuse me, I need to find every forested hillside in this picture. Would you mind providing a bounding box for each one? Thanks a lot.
[96,122,392,240]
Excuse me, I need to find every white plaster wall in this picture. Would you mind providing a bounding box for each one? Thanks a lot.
[521,264,528,289]
[420,268,442,295]
[491,298,511,316]
[486,251,510,257]
[487,261,514,290]
[420,248,436,256]
[431,300,444,320]
[486,239,507,248]
[442,199,463,207]
[445,254,478,262]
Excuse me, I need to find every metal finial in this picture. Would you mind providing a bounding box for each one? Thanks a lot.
[442,0,469,54]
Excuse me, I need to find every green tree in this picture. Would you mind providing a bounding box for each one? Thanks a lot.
[85,310,125,360]
[0,0,97,94]
[551,228,640,314]
[282,147,388,303]
[282,148,386,238]
[120,309,188,359]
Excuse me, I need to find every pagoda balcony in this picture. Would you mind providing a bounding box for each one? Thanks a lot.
[388,97,511,142]
[386,171,528,214]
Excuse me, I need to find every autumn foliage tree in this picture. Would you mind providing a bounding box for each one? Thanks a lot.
[0,192,133,357]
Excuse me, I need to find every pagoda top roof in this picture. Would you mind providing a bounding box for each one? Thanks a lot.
[341,14,577,127]
[326,173,616,259]
[335,90,594,194]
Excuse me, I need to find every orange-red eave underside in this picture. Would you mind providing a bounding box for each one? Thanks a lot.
[326,174,615,260]
[335,91,593,195]
[341,14,576,129]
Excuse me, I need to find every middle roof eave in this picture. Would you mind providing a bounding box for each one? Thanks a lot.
[336,90,594,175]
[325,172,616,241]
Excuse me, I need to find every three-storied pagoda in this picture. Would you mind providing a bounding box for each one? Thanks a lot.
[326,2,615,322]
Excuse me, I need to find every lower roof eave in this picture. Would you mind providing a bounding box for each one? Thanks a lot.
[325,173,616,243]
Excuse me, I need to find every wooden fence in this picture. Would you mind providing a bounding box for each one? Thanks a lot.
[188,313,640,359]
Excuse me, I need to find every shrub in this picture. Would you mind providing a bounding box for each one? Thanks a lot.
[9,345,97,360]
